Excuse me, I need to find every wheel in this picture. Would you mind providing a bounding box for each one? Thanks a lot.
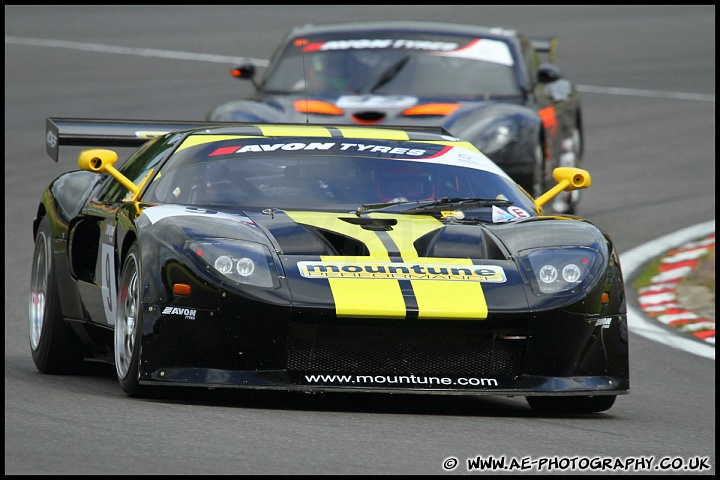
[529,142,546,199]
[550,125,583,215]
[566,125,584,213]
[115,241,149,397]
[28,215,85,374]
[526,395,616,414]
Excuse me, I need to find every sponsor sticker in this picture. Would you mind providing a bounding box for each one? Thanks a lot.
[492,205,531,223]
[209,142,428,157]
[298,261,506,282]
[595,317,613,329]
[300,372,500,388]
[336,95,418,109]
[306,39,460,52]
[101,242,117,326]
[162,306,197,320]
[141,204,254,226]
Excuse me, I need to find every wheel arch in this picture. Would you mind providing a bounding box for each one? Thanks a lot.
[118,230,138,275]
[32,203,47,241]
[574,108,584,160]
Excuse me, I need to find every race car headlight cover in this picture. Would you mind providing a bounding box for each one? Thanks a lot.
[476,118,519,155]
[187,239,280,288]
[518,246,603,294]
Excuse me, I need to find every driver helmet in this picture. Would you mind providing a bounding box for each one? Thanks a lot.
[310,54,353,91]
[373,163,435,203]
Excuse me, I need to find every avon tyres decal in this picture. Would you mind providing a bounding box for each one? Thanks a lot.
[303,39,461,53]
[208,141,432,158]
[300,37,514,66]
[162,307,197,320]
[285,211,498,320]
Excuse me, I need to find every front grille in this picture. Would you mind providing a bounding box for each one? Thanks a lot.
[286,320,525,376]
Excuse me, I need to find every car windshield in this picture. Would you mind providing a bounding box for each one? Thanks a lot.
[142,135,537,216]
[261,32,521,98]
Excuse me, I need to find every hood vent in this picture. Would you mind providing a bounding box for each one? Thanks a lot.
[340,217,397,231]
[351,111,387,125]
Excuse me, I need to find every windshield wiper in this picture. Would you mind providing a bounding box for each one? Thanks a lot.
[355,199,411,215]
[369,56,411,93]
[355,197,512,216]
[401,197,513,214]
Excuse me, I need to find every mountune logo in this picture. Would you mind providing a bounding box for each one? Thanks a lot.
[298,261,506,282]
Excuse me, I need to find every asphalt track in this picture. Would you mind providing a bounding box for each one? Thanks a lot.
[5,5,715,475]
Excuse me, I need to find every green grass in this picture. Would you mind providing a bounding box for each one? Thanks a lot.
[632,247,715,292]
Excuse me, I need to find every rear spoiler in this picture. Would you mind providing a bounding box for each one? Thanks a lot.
[531,36,557,63]
[45,117,226,162]
[45,117,458,162]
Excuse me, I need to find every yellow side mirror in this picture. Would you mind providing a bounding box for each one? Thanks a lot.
[534,167,591,209]
[78,149,141,197]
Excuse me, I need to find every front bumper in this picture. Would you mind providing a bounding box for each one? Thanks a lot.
[138,303,630,396]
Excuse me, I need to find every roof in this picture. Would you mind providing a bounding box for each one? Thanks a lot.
[287,21,520,40]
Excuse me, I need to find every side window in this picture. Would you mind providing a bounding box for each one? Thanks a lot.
[95,134,181,203]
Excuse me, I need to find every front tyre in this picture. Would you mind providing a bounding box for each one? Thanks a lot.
[29,215,85,373]
[526,395,616,414]
[529,142,547,199]
[550,124,583,215]
[115,242,149,397]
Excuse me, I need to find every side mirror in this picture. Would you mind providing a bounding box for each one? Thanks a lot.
[537,63,563,84]
[230,63,256,81]
[78,149,141,197]
[534,167,591,209]
[230,63,261,90]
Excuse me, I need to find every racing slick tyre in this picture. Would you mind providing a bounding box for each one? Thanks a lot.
[29,215,86,374]
[528,141,547,201]
[550,125,583,215]
[526,395,616,414]
[115,241,152,398]
[565,125,584,215]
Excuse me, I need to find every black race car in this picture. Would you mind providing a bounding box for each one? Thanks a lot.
[207,21,584,214]
[30,118,628,413]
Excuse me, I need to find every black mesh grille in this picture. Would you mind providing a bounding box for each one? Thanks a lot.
[286,320,525,376]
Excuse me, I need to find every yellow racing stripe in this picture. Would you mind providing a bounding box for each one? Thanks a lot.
[335,126,409,140]
[256,125,333,137]
[378,214,489,320]
[285,211,405,318]
[286,211,489,320]
[176,135,262,152]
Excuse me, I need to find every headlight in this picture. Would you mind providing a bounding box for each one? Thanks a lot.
[187,239,279,288]
[477,119,518,154]
[519,246,602,294]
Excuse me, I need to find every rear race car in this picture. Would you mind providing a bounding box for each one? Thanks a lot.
[207,21,584,214]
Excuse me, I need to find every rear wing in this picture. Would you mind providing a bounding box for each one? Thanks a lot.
[45,117,458,162]
[531,36,557,63]
[45,117,225,162]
